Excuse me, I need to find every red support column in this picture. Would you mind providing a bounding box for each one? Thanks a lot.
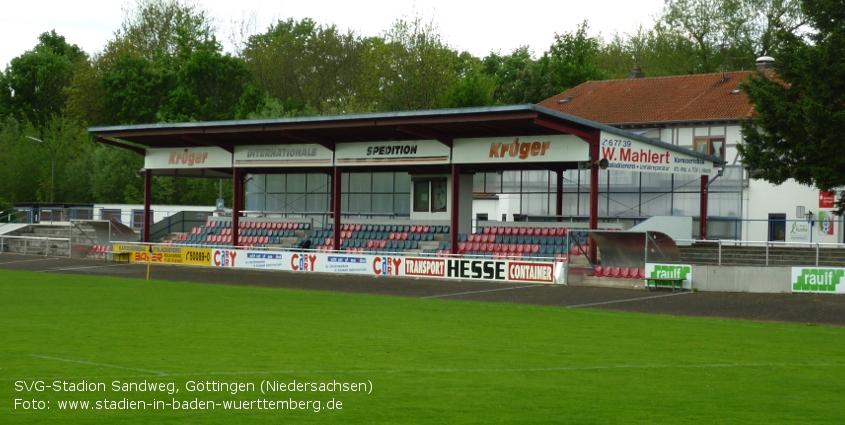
[450,163,460,256]
[556,169,564,222]
[332,167,342,252]
[143,169,151,243]
[589,141,600,263]
[700,175,709,240]
[232,168,242,247]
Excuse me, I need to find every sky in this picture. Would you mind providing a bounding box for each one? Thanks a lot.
[0,0,666,69]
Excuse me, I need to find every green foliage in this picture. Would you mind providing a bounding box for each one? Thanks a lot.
[0,31,87,132]
[739,0,845,212]
[357,16,461,111]
[242,18,362,113]
[158,49,252,122]
[100,54,173,125]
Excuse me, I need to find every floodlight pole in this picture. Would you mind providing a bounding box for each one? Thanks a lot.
[26,136,55,203]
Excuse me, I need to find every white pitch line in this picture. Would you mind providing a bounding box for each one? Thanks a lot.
[421,285,538,299]
[566,291,694,308]
[0,257,60,265]
[29,355,167,375]
[4,362,842,383]
[35,263,132,272]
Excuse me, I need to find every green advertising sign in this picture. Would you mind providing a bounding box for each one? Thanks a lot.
[791,268,845,293]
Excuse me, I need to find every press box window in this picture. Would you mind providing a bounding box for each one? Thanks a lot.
[413,179,447,212]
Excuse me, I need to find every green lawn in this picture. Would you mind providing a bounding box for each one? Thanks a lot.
[1,269,843,424]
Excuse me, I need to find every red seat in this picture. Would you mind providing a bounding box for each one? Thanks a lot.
[504,227,513,235]
[496,226,505,234]
[518,227,527,235]
[389,232,396,240]
[379,240,386,248]
[611,267,621,277]
[526,228,535,236]
[593,266,603,276]
[459,242,468,251]
[471,242,480,251]
[483,226,491,234]
[411,225,418,233]
[423,225,430,233]
[541,227,550,236]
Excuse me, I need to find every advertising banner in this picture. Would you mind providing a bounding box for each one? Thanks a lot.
[819,191,836,209]
[144,147,232,169]
[645,263,692,290]
[335,140,450,166]
[201,248,558,284]
[788,221,810,242]
[452,135,588,165]
[233,144,333,168]
[599,131,715,175]
[818,211,835,236]
[791,267,845,293]
[112,244,212,266]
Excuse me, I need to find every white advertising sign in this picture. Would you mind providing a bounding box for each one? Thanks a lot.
[145,147,232,169]
[600,131,715,175]
[335,140,450,166]
[452,135,588,164]
[208,249,557,283]
[233,144,333,168]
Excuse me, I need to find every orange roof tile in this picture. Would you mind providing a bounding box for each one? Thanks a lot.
[537,71,757,125]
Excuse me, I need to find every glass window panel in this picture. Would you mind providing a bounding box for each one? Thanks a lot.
[501,171,521,192]
[673,174,700,193]
[372,172,394,193]
[265,174,285,193]
[640,192,672,217]
[607,170,639,192]
[349,173,372,193]
[672,193,700,216]
[641,172,673,191]
[522,193,549,216]
[473,173,486,193]
[348,193,372,213]
[394,193,410,216]
[306,193,327,212]
[246,193,265,211]
[413,181,430,212]
[307,173,328,192]
[371,194,393,214]
[394,173,412,193]
[286,174,306,192]
[286,193,307,212]
[341,173,350,192]
[247,174,267,192]
[431,180,448,212]
[264,194,287,213]
[522,170,549,193]
[484,172,502,193]
[607,193,641,217]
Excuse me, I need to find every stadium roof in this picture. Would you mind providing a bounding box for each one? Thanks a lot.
[537,71,758,127]
[89,104,722,173]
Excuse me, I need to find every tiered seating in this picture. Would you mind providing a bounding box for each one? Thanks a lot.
[311,223,450,253]
[170,220,310,248]
[591,266,646,279]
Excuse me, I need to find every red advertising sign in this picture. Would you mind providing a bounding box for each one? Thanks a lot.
[819,191,836,209]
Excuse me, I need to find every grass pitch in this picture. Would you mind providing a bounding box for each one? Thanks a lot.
[2,269,844,424]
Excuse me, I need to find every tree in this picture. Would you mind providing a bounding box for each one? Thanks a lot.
[357,16,461,111]
[0,31,87,132]
[241,18,362,113]
[659,0,757,73]
[481,46,537,104]
[739,0,845,212]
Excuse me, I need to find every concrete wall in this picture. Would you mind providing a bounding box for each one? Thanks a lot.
[691,265,792,293]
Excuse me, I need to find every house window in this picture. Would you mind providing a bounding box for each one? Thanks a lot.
[694,137,725,159]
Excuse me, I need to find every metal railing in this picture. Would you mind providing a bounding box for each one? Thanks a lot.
[0,235,70,256]
[676,238,845,267]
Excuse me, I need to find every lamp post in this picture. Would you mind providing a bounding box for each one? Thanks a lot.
[26,136,55,203]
